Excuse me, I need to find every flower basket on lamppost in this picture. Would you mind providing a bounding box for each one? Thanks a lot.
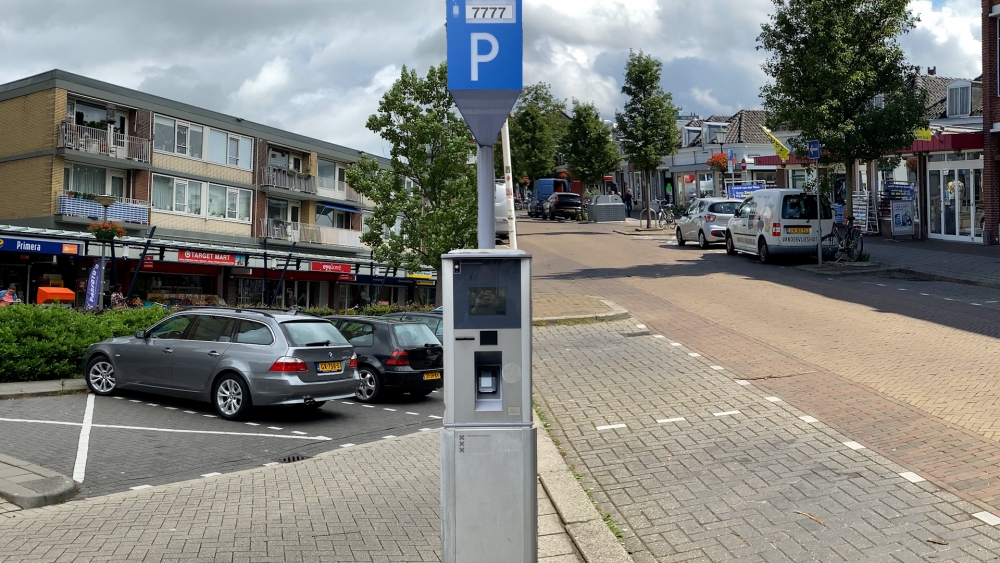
[706,152,729,174]
[88,221,126,241]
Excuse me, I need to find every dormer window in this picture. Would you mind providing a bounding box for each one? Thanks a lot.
[947,81,971,118]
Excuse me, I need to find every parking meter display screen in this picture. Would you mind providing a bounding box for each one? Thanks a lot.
[453,259,521,330]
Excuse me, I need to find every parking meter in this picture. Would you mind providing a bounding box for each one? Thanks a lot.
[440,249,535,563]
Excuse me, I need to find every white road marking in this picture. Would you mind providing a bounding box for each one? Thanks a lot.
[340,443,355,448]
[0,418,336,441]
[129,400,141,403]
[653,335,666,339]
[899,472,925,483]
[764,397,781,402]
[362,405,375,408]
[972,303,982,306]
[897,288,906,291]
[636,324,646,329]
[988,301,998,304]
[432,390,440,393]
[203,414,217,418]
[710,366,725,371]
[419,428,433,432]
[112,396,123,400]
[429,415,443,419]
[183,410,196,414]
[383,435,397,439]
[843,441,865,450]
[713,410,740,417]
[920,293,930,296]
[130,485,153,490]
[342,401,355,405]
[973,511,1000,526]
[670,342,682,346]
[315,436,330,440]
[688,353,701,357]
[147,403,158,406]
[201,472,222,478]
[735,380,750,386]
[267,426,283,430]
[245,422,259,426]
[595,423,627,431]
[876,283,886,287]
[291,431,307,435]
[799,415,819,423]
[164,407,177,410]
[263,462,279,467]
[944,298,954,301]
[406,412,420,415]
[72,394,95,483]
[656,417,685,424]
[384,408,397,412]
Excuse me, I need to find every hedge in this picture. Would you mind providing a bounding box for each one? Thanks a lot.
[0,306,170,383]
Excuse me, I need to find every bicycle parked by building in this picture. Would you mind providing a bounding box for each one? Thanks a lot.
[822,215,864,262]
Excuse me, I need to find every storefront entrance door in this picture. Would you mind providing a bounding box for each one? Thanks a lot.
[928,167,982,242]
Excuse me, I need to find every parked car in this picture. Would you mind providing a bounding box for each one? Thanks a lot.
[725,188,836,263]
[324,316,443,402]
[676,198,742,248]
[542,192,583,221]
[384,310,444,343]
[82,309,359,420]
[528,178,570,217]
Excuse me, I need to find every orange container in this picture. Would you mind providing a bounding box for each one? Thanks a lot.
[36,287,76,304]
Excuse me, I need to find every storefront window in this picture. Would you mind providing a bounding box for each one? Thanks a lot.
[134,273,219,306]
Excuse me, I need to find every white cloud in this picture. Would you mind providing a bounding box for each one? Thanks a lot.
[689,88,737,115]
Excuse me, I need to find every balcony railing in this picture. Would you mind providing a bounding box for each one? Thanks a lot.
[57,194,150,225]
[262,166,316,194]
[345,185,361,202]
[260,219,365,249]
[58,122,150,163]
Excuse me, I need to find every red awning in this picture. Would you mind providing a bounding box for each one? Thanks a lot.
[901,132,983,153]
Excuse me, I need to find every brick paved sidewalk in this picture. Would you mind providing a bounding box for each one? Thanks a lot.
[0,430,585,563]
[533,319,1000,562]
[864,238,1000,287]
[533,293,628,322]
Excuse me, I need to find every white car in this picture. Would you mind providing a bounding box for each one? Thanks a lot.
[675,198,742,248]
[495,180,511,240]
[725,188,836,263]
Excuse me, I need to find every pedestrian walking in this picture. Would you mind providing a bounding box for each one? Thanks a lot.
[623,190,634,218]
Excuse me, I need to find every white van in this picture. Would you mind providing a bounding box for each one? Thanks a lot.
[495,180,511,240]
[725,188,836,263]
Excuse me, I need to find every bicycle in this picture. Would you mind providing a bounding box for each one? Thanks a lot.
[640,200,674,229]
[822,215,864,262]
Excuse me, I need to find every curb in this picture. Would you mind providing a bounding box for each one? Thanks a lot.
[533,297,630,326]
[536,411,633,563]
[0,379,88,400]
[0,454,77,509]
[794,263,899,277]
[613,229,673,236]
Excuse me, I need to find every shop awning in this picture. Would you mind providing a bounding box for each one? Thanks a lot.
[318,202,361,213]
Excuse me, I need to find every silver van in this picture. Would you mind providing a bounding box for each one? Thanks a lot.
[495,180,511,240]
[726,189,837,263]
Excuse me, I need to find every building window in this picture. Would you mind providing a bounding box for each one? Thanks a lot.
[208,183,252,221]
[153,173,249,221]
[155,114,250,169]
[790,170,808,190]
[947,84,971,117]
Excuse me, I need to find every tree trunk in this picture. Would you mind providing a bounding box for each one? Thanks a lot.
[644,170,652,229]
[845,160,855,226]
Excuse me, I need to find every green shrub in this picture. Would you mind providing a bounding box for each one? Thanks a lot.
[0,306,170,383]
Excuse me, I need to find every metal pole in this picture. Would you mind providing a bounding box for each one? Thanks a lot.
[477,144,496,249]
[262,238,269,307]
[99,206,108,310]
[501,120,517,249]
[815,160,823,266]
[125,226,156,301]
[272,242,296,308]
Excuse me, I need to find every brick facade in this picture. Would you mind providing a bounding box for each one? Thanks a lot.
[0,156,57,219]
[983,1,999,243]
[0,89,60,158]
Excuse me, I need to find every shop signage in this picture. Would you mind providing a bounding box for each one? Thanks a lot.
[891,200,915,236]
[178,250,247,266]
[406,272,434,280]
[728,183,764,200]
[310,261,352,274]
[0,237,80,255]
[853,193,869,226]
[335,274,356,281]
[141,255,155,270]
[884,183,915,201]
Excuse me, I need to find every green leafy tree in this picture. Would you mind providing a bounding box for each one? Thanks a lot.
[758,0,928,216]
[495,82,568,181]
[562,100,620,191]
[615,50,680,228]
[346,63,477,304]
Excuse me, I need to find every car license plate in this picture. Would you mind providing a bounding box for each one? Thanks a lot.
[317,362,341,373]
[787,227,810,234]
[423,372,442,381]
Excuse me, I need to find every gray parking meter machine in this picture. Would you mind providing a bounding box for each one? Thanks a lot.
[440,249,536,563]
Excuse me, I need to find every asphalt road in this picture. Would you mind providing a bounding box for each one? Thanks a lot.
[0,388,444,498]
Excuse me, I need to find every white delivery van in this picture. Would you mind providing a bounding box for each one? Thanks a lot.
[725,188,836,263]
[495,180,511,240]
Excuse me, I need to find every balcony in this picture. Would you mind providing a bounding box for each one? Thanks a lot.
[261,219,365,249]
[57,194,150,225]
[58,122,150,163]
[262,166,316,194]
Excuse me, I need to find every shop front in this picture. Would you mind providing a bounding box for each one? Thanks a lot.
[907,132,984,243]
[0,235,83,305]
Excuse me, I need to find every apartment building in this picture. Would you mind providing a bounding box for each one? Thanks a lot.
[0,70,433,308]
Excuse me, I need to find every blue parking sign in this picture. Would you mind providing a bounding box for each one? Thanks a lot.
[447,0,523,91]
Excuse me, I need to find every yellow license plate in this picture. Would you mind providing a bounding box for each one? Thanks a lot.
[317,362,342,373]
[423,372,442,381]
[787,227,810,234]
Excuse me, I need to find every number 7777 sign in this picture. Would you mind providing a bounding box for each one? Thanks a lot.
[447,0,523,146]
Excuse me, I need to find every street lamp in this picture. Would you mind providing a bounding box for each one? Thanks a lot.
[95,194,116,309]
[713,131,727,197]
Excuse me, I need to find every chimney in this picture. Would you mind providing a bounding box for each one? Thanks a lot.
[928,66,936,76]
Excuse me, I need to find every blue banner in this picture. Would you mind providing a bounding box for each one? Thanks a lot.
[85,260,104,310]
[884,182,915,201]
[728,183,764,200]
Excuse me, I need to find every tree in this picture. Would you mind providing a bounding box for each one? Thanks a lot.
[346,63,477,305]
[562,100,620,193]
[758,0,928,217]
[495,82,568,182]
[615,50,680,228]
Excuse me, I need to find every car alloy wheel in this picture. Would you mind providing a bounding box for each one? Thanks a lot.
[356,367,381,402]
[214,375,250,420]
[698,231,709,249]
[87,357,117,395]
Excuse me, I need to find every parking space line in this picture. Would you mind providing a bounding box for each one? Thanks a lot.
[164,407,177,410]
[183,410,196,414]
[383,435,396,439]
[973,511,1000,526]
[112,397,123,400]
[201,472,221,478]
[899,472,925,483]
[245,422,259,426]
[406,412,419,415]
[340,443,355,448]
[72,394,95,484]
[362,405,375,408]
[291,431,307,435]
[428,415,443,419]
[713,410,740,417]
[129,485,153,490]
[920,293,930,296]
[383,408,397,412]
[656,417,685,424]
[342,401,355,405]
[147,403,158,406]
[129,400,141,403]
[595,423,627,431]
[4,417,338,442]
[267,426,283,430]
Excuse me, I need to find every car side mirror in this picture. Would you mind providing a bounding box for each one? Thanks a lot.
[135,330,147,339]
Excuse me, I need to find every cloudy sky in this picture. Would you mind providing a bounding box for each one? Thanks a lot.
[0,0,980,155]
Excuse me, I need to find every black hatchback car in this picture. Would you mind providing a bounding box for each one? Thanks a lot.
[324,316,443,402]
[542,192,583,220]
[383,311,443,343]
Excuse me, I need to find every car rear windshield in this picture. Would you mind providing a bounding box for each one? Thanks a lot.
[708,202,740,214]
[781,194,833,220]
[556,194,581,202]
[392,324,440,348]
[282,321,350,347]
